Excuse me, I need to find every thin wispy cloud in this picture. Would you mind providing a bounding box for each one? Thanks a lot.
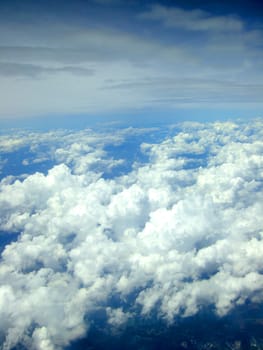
[139,5,243,32]
[0,0,262,120]
[0,62,94,78]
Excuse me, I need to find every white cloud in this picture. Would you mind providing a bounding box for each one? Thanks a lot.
[0,127,131,179]
[0,120,263,349]
[106,307,132,328]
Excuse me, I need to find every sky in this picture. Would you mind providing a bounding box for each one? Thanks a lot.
[0,0,263,126]
[1,1,263,349]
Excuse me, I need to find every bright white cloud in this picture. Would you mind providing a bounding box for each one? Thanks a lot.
[0,120,263,349]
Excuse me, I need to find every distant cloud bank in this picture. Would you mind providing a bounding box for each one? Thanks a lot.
[0,1,263,119]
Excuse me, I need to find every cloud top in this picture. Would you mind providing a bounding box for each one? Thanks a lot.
[0,120,263,349]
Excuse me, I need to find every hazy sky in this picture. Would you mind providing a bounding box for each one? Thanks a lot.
[0,0,263,124]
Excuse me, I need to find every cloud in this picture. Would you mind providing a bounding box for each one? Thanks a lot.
[103,77,263,106]
[0,3,263,118]
[106,307,132,328]
[0,62,94,78]
[139,5,243,32]
[0,25,185,65]
[0,120,263,349]
[0,128,130,180]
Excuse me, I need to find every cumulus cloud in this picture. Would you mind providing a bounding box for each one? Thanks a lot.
[0,127,131,179]
[0,120,263,349]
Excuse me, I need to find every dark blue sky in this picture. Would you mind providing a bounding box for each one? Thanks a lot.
[0,0,262,126]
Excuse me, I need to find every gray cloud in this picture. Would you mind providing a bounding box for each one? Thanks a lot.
[0,26,185,65]
[139,5,243,32]
[103,77,263,105]
[0,62,94,78]
[0,3,262,118]
[0,121,263,349]
[0,46,113,64]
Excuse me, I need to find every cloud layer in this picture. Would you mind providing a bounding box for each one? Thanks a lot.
[0,1,263,119]
[139,5,243,32]
[0,120,263,349]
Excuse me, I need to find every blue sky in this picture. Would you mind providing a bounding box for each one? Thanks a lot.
[0,0,263,127]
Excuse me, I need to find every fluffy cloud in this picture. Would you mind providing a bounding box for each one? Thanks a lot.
[0,127,130,179]
[0,120,263,349]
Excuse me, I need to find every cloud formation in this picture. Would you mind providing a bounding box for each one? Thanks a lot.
[0,62,94,78]
[139,5,243,32]
[0,1,263,118]
[0,120,263,349]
